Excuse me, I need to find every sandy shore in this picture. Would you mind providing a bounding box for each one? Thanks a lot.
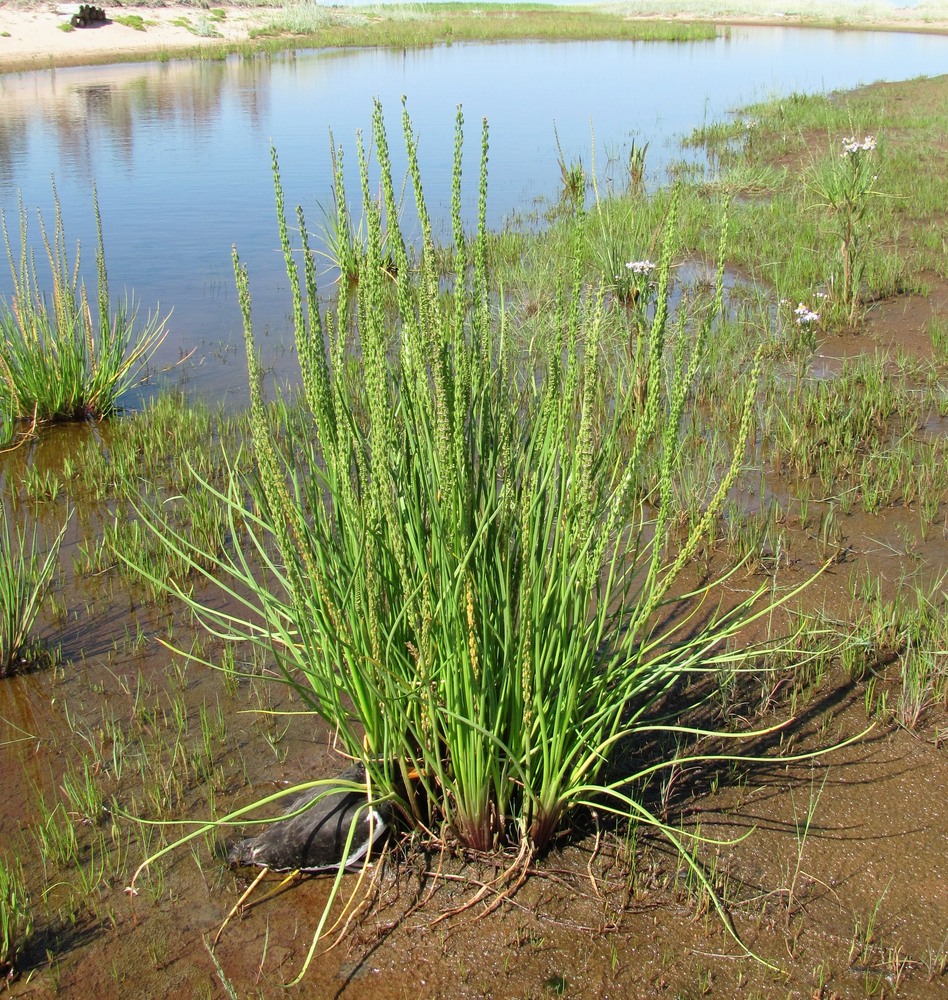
[0,4,267,72]
[0,2,946,75]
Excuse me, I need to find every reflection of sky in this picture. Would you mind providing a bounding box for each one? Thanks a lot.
[0,26,946,403]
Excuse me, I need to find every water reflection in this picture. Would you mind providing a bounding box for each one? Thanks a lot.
[0,56,273,184]
[0,27,945,401]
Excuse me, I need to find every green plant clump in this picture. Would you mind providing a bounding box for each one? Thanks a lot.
[130,103,826,969]
[112,14,147,31]
[0,185,168,444]
[0,503,67,675]
[0,853,33,979]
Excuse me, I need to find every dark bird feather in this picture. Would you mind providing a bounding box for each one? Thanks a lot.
[228,764,391,872]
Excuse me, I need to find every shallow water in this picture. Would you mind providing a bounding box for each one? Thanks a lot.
[0,27,946,404]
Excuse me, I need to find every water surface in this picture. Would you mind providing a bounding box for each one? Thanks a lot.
[0,26,945,402]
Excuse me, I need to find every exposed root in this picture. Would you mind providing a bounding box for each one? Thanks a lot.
[320,851,390,955]
[0,404,38,454]
[426,838,534,927]
[586,822,604,900]
[213,865,273,947]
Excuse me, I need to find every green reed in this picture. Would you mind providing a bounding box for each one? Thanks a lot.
[0,853,33,980]
[627,138,649,193]
[0,185,167,443]
[126,104,845,972]
[554,123,586,209]
[0,502,68,674]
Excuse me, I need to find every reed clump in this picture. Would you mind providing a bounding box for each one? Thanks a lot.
[127,103,838,975]
[0,186,168,444]
[0,502,67,675]
[0,853,33,981]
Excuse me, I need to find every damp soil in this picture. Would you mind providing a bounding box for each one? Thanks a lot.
[1,313,944,1000]
[2,83,948,1000]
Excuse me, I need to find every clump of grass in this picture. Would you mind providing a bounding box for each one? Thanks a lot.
[311,132,369,286]
[251,0,341,38]
[113,14,147,31]
[928,315,948,361]
[554,123,585,209]
[627,138,649,193]
[129,102,839,977]
[0,502,68,675]
[171,14,223,38]
[0,185,168,444]
[0,853,33,981]
[585,166,662,379]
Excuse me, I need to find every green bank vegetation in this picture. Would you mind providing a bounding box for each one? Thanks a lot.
[0,4,720,73]
[249,4,718,45]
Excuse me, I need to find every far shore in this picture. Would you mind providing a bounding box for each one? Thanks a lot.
[1,1,947,75]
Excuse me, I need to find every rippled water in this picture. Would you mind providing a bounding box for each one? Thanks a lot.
[0,26,945,401]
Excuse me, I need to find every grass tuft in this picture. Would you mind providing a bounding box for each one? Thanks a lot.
[112,14,147,31]
[0,853,33,980]
[0,502,68,675]
[119,102,853,979]
[0,184,168,444]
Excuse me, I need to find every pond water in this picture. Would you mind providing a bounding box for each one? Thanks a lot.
[0,26,945,404]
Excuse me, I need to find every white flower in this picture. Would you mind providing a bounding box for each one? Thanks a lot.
[625,259,656,275]
[793,302,820,326]
[841,134,877,156]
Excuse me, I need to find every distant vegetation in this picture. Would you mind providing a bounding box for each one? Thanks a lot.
[249,4,719,45]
